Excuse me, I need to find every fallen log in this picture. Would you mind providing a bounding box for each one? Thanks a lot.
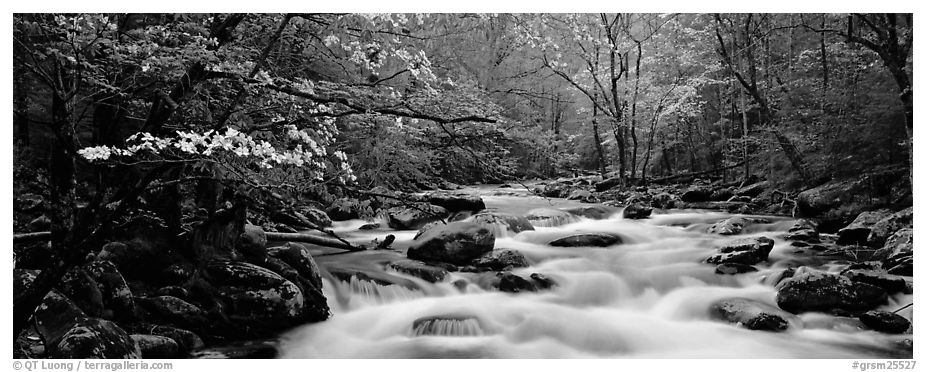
[265,231,364,252]
[649,161,746,185]
[13,231,51,243]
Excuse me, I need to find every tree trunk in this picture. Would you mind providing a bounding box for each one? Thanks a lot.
[629,42,642,179]
[591,102,607,176]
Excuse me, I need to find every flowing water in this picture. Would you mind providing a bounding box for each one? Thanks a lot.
[278,185,913,358]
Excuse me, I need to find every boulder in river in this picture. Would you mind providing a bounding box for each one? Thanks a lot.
[426,193,486,214]
[137,296,209,331]
[705,237,774,265]
[407,222,495,265]
[707,216,747,235]
[298,207,333,228]
[471,249,529,271]
[775,271,887,314]
[858,310,911,334]
[651,192,678,209]
[325,198,361,221]
[836,209,892,245]
[867,207,913,248]
[549,233,623,247]
[621,203,652,219]
[387,205,450,230]
[711,298,791,332]
[566,189,597,203]
[735,180,769,197]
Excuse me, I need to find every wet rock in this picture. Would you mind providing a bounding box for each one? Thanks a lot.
[203,260,323,335]
[426,193,486,214]
[407,222,495,265]
[595,177,622,192]
[84,260,136,322]
[58,268,105,318]
[325,198,360,221]
[126,323,203,354]
[711,298,790,332]
[549,233,623,247]
[497,272,537,293]
[884,253,913,276]
[566,189,597,203]
[776,271,887,314]
[715,263,758,275]
[191,339,279,359]
[388,259,449,283]
[840,269,908,294]
[471,249,529,271]
[298,207,333,228]
[867,207,912,247]
[785,219,820,242]
[707,216,747,235]
[449,210,474,222]
[837,210,892,245]
[873,228,912,261]
[387,205,450,230]
[563,205,618,219]
[53,318,141,359]
[358,223,381,230]
[467,212,534,235]
[524,208,580,227]
[859,310,911,334]
[267,242,324,291]
[529,273,556,289]
[235,224,267,261]
[137,296,209,331]
[131,334,179,358]
[622,203,652,219]
[681,187,712,203]
[705,237,774,265]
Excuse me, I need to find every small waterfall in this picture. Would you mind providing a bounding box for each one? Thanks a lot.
[343,276,423,305]
[525,208,582,227]
[411,315,485,337]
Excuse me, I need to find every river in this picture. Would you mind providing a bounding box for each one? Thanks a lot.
[277,185,912,358]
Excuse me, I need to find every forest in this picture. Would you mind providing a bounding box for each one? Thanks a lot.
[12,13,913,359]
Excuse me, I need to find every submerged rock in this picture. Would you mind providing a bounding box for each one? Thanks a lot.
[471,249,529,271]
[776,271,887,314]
[549,233,623,247]
[407,222,495,265]
[562,205,618,220]
[411,315,484,337]
[466,212,534,235]
[705,237,774,265]
[859,310,911,334]
[524,208,580,227]
[388,259,449,283]
[711,298,790,332]
[837,210,892,245]
[715,263,758,275]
